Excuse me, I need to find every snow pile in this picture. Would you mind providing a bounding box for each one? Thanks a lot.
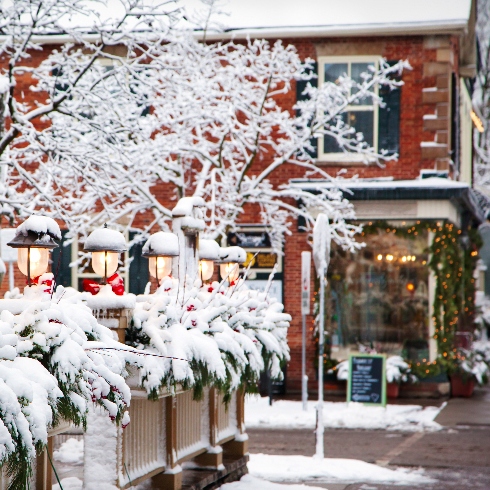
[85,284,136,310]
[220,475,324,489]
[247,454,435,485]
[0,284,135,484]
[335,355,415,383]
[245,397,444,432]
[130,278,290,396]
[53,477,83,490]
[54,437,84,465]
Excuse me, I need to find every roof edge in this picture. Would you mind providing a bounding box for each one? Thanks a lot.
[198,19,469,41]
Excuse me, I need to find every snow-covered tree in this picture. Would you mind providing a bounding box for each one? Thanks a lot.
[0,0,409,252]
[473,0,490,194]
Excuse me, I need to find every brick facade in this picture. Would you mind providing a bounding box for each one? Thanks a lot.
[0,33,471,395]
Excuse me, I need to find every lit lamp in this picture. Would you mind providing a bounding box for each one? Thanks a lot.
[198,239,221,282]
[142,231,179,285]
[218,246,247,283]
[7,216,60,286]
[84,225,127,284]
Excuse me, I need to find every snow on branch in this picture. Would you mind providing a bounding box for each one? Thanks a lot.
[0,0,409,253]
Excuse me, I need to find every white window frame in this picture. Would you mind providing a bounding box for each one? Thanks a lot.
[317,55,381,163]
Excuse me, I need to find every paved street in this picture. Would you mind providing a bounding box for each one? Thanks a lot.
[247,386,490,489]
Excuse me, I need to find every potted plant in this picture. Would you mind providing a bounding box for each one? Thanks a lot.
[448,347,489,397]
[386,356,415,398]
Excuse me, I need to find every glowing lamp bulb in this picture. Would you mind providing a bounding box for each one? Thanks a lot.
[148,256,172,280]
[406,282,415,292]
[92,251,119,278]
[220,262,239,282]
[18,247,49,278]
[199,260,214,281]
[377,254,383,261]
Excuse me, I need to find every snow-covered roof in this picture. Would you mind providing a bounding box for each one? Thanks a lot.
[183,0,473,39]
[290,177,470,192]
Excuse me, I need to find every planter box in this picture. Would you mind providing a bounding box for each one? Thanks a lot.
[387,382,400,399]
[450,374,475,398]
[399,381,450,398]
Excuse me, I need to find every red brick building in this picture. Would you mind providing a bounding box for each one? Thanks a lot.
[198,0,483,393]
[0,0,483,395]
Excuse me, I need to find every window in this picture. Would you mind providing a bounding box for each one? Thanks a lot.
[326,225,430,360]
[318,56,379,162]
[296,57,401,163]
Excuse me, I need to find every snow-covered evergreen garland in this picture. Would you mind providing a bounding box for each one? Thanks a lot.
[128,277,291,400]
[0,285,133,489]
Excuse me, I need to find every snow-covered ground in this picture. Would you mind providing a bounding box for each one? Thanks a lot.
[220,475,325,489]
[246,396,445,432]
[246,454,434,486]
[52,477,82,490]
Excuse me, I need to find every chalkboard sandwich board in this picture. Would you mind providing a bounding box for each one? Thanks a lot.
[347,354,386,406]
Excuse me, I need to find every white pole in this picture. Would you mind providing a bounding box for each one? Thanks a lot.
[312,213,330,461]
[301,251,311,411]
[315,270,325,459]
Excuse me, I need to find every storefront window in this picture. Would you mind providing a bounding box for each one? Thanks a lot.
[327,224,430,359]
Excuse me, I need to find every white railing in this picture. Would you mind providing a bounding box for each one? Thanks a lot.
[120,397,166,488]
[175,389,209,461]
[217,391,238,444]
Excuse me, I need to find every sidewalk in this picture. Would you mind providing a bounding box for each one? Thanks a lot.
[434,384,490,427]
[247,385,490,489]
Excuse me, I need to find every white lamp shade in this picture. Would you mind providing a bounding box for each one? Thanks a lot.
[18,247,49,278]
[199,260,214,281]
[220,262,239,282]
[92,251,119,277]
[149,256,172,280]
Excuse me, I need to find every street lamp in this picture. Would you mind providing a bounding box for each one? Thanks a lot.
[84,225,127,284]
[142,231,179,285]
[7,216,60,286]
[198,239,221,281]
[219,246,246,283]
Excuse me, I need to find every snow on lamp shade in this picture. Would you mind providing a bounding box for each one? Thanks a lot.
[218,246,246,282]
[7,215,60,284]
[91,251,119,278]
[18,247,49,278]
[198,239,220,281]
[142,231,179,283]
[83,225,127,282]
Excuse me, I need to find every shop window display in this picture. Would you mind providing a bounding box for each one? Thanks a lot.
[327,224,429,359]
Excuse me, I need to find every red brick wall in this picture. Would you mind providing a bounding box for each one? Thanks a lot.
[0,35,462,394]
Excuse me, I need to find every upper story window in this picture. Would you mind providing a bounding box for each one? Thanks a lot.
[318,56,379,162]
[297,56,401,164]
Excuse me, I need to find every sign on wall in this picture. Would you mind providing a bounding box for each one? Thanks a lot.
[347,354,386,406]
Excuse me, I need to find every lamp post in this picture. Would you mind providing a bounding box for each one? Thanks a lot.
[198,239,221,282]
[142,231,179,285]
[83,225,127,284]
[7,216,60,286]
[218,246,247,283]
